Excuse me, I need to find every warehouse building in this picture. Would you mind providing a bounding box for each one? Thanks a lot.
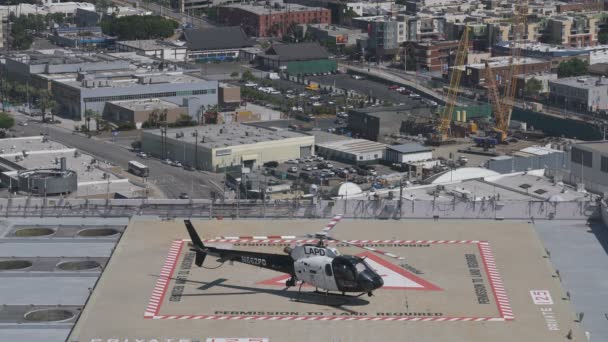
[348,105,434,143]
[316,139,387,165]
[115,40,188,61]
[52,71,218,120]
[258,42,337,75]
[141,124,315,172]
[385,143,433,163]
[183,27,254,62]
[548,76,608,113]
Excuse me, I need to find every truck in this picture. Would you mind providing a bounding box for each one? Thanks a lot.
[305,83,319,91]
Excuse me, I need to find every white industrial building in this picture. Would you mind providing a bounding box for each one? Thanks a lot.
[316,139,387,165]
[385,143,433,163]
[141,124,315,172]
[115,40,188,62]
[567,141,608,194]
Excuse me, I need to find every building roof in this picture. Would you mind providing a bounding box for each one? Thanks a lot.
[317,139,387,155]
[109,99,181,111]
[264,43,329,61]
[427,167,500,184]
[183,27,253,51]
[116,39,186,51]
[575,140,608,154]
[146,124,312,149]
[549,76,608,89]
[222,2,326,15]
[387,143,431,154]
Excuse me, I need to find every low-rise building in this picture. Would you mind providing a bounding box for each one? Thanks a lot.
[141,124,315,172]
[460,56,551,87]
[218,84,241,111]
[385,143,432,164]
[406,40,462,73]
[183,27,254,62]
[258,42,337,75]
[116,40,188,61]
[316,139,387,165]
[104,99,188,128]
[568,141,608,194]
[297,24,367,47]
[548,76,608,112]
[49,26,116,48]
[348,105,434,143]
[217,3,331,37]
[52,71,218,120]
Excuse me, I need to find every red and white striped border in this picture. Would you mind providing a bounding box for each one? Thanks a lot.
[478,242,514,321]
[210,238,481,244]
[150,315,507,322]
[144,240,183,318]
[144,239,513,322]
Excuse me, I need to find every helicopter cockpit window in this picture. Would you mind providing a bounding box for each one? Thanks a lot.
[332,258,356,283]
[325,264,333,276]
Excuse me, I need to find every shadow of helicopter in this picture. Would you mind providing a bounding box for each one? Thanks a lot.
[152,274,369,313]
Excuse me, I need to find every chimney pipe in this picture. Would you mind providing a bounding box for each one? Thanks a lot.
[60,157,67,171]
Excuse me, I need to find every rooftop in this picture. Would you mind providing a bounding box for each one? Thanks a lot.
[146,124,312,149]
[109,98,181,112]
[574,140,608,154]
[467,56,547,70]
[0,136,145,198]
[548,76,608,89]
[263,42,329,61]
[317,139,387,154]
[60,71,211,90]
[116,39,186,51]
[222,2,326,14]
[387,143,432,154]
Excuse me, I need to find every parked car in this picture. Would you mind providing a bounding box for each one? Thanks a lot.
[263,161,279,168]
[136,152,147,158]
[162,159,171,165]
[179,192,190,199]
[172,161,183,167]
[288,166,298,173]
[183,164,195,171]
[302,165,313,171]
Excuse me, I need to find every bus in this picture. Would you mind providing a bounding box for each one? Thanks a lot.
[128,160,149,177]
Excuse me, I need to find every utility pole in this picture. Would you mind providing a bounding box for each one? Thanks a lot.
[194,130,198,169]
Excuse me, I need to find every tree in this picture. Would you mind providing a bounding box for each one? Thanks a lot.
[599,30,608,45]
[241,70,255,81]
[524,77,543,98]
[0,112,15,129]
[84,109,97,132]
[101,15,178,40]
[557,58,588,78]
[37,90,55,122]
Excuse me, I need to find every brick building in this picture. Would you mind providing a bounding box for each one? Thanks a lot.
[460,56,551,88]
[405,40,463,73]
[557,0,603,13]
[217,3,330,37]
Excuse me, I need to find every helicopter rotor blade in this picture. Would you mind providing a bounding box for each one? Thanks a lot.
[327,237,406,261]
[320,215,344,234]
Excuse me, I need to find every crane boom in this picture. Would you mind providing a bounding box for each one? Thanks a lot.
[434,25,469,142]
[485,0,528,142]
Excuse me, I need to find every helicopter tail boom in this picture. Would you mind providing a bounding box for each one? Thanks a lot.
[185,219,207,266]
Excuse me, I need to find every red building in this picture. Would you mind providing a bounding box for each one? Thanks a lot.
[218,3,331,37]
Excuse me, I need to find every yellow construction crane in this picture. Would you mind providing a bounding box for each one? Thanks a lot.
[430,25,470,144]
[485,0,528,143]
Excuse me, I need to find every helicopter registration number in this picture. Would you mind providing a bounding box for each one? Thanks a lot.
[241,256,267,266]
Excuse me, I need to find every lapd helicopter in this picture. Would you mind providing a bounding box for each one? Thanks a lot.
[184,216,406,297]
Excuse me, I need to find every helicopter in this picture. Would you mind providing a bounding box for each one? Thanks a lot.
[184,216,407,297]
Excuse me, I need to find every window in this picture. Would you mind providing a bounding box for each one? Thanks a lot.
[519,184,532,189]
[571,147,592,167]
[534,189,548,195]
[601,156,608,173]
[325,264,333,276]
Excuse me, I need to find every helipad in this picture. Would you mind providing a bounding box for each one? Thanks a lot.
[69,218,585,342]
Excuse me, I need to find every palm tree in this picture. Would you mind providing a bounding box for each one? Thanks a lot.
[84,109,97,132]
[37,90,55,123]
